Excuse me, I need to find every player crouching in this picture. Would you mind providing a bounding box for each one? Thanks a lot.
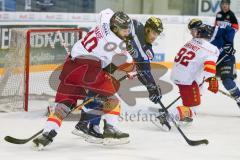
[32,9,133,150]
[157,24,220,131]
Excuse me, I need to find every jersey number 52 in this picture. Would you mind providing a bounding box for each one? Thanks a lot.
[174,48,196,67]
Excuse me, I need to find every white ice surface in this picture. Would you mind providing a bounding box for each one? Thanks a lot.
[0,70,240,160]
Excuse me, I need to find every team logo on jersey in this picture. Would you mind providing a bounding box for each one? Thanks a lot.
[226,15,230,19]
[102,23,110,36]
[216,13,222,18]
[145,49,153,60]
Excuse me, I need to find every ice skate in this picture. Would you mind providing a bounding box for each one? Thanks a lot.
[85,124,104,144]
[32,130,57,150]
[154,111,171,131]
[102,120,130,146]
[72,121,89,138]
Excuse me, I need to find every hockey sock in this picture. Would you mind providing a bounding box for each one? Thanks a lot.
[43,103,71,133]
[169,106,198,121]
[103,98,121,126]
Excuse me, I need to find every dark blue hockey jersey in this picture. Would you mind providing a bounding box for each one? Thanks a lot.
[130,19,156,87]
[210,25,236,62]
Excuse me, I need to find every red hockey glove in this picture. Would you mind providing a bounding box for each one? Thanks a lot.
[206,77,218,93]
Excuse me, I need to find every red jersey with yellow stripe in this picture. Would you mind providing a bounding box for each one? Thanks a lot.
[171,38,219,85]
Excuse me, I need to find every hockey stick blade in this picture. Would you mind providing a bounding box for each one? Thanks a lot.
[173,117,209,146]
[158,101,209,146]
[4,129,43,144]
[187,139,209,146]
[176,127,209,146]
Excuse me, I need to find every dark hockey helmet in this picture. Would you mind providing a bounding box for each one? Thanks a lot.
[188,18,203,30]
[221,0,230,4]
[145,17,163,34]
[110,11,132,30]
[197,24,214,39]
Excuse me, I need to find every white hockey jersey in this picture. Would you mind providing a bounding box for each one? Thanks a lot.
[70,9,133,68]
[171,38,220,85]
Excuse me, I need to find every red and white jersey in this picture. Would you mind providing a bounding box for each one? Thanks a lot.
[171,38,220,85]
[70,9,133,68]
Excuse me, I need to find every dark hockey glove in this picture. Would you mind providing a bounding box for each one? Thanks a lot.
[223,43,236,55]
[124,36,136,57]
[147,84,162,104]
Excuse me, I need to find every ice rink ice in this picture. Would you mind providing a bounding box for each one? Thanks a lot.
[0,70,240,160]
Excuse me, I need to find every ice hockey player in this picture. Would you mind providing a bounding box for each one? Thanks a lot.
[72,16,164,144]
[215,0,240,107]
[157,24,220,130]
[215,0,239,30]
[32,9,134,150]
[188,18,240,108]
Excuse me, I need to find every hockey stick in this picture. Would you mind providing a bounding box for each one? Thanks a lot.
[4,98,94,145]
[4,74,130,145]
[158,101,209,146]
[219,89,234,99]
[157,96,181,112]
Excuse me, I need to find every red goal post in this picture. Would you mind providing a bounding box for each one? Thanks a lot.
[0,28,82,112]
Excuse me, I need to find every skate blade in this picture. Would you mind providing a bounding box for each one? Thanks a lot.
[71,129,88,138]
[85,136,103,144]
[103,138,130,146]
[151,120,171,132]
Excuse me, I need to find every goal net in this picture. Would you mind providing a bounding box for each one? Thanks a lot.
[0,28,82,112]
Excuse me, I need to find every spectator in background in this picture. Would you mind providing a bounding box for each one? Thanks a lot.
[215,0,239,30]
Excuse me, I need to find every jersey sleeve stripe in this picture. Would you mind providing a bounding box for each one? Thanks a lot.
[204,68,216,74]
[204,60,216,74]
[204,64,216,70]
[204,61,216,66]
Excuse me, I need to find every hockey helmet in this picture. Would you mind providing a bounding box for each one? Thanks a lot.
[145,17,163,34]
[110,11,132,30]
[188,18,203,30]
[197,24,214,39]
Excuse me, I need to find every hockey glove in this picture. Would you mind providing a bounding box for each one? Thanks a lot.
[124,36,136,57]
[206,77,218,94]
[147,84,162,104]
[223,43,236,55]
